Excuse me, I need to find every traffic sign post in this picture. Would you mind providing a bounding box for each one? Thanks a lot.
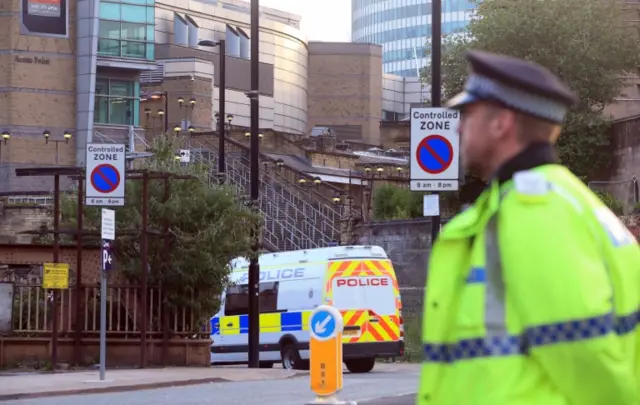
[86,144,126,206]
[410,108,460,191]
[99,209,115,381]
[306,305,348,405]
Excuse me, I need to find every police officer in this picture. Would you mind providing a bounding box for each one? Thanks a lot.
[418,50,640,404]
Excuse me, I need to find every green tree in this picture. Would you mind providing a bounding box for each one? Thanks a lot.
[57,134,261,326]
[422,0,640,181]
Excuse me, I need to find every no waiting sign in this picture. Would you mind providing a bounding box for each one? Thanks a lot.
[85,143,126,206]
[410,108,460,191]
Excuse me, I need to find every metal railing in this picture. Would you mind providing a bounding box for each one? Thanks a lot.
[186,137,344,251]
[8,282,209,338]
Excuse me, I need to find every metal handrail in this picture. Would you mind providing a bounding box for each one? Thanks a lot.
[187,138,341,250]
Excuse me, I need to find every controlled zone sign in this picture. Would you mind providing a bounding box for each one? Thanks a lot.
[85,143,126,206]
[410,108,460,191]
[308,305,344,398]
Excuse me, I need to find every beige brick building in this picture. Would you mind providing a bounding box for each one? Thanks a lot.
[0,0,404,194]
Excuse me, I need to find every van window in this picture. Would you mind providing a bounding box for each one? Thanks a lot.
[224,282,279,316]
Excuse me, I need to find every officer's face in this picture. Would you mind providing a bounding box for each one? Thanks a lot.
[459,103,494,177]
[459,102,517,179]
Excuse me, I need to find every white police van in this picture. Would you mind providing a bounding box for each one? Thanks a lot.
[210,245,404,373]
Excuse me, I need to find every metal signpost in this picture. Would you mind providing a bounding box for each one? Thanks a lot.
[85,144,126,206]
[306,305,346,405]
[99,208,115,381]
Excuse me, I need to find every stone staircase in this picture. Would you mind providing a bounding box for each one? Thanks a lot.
[186,137,345,252]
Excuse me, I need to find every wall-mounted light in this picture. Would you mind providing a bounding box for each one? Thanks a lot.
[244,131,251,138]
[275,158,284,167]
[157,109,165,117]
[189,98,196,107]
[177,96,185,107]
[144,107,151,117]
[63,130,72,143]
[226,114,233,123]
[1,131,10,144]
[396,166,403,173]
[258,132,264,138]
[298,177,307,185]
[332,194,341,204]
[188,126,195,133]
[173,124,182,133]
[313,176,322,185]
[364,164,372,174]
[43,130,51,143]
[376,166,384,174]
[174,154,181,161]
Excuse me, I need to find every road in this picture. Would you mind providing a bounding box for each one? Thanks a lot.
[0,364,418,405]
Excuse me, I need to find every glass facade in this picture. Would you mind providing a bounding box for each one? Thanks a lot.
[94,78,140,126]
[351,0,476,77]
[98,0,155,60]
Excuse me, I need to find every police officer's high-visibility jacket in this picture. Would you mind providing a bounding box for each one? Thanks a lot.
[418,161,640,404]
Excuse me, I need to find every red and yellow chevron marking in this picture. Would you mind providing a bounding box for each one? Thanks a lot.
[341,309,400,344]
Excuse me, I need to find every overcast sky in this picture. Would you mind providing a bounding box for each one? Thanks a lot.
[259,0,351,42]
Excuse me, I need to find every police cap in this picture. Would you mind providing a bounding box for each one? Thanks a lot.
[446,50,578,123]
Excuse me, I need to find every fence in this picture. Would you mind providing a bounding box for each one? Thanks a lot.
[6,281,209,339]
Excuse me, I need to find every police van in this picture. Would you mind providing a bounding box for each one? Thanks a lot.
[210,245,404,373]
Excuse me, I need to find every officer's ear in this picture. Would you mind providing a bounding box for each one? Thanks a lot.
[485,105,517,141]
[515,113,561,144]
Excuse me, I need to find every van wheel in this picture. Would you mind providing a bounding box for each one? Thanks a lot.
[281,343,302,370]
[345,358,375,373]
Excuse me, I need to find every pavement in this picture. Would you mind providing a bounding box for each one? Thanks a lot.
[0,363,419,405]
[0,366,306,401]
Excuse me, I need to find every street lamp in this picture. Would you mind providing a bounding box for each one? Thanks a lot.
[43,130,72,165]
[198,38,227,182]
[147,91,169,132]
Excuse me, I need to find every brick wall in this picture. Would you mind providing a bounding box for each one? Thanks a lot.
[307,42,383,145]
[0,203,51,244]
[356,218,432,316]
[308,152,359,170]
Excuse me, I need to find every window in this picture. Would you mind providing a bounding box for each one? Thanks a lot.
[224,282,280,316]
[94,78,140,126]
[98,0,155,60]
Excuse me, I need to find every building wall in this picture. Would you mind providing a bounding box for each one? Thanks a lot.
[154,0,309,134]
[382,74,429,118]
[351,0,476,77]
[307,42,383,145]
[0,0,78,192]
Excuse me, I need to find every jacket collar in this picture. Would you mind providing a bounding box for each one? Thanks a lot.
[493,142,558,184]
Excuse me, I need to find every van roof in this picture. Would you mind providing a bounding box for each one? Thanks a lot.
[230,245,388,270]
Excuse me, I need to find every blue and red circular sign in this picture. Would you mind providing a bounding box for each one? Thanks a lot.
[416,135,454,174]
[91,164,121,194]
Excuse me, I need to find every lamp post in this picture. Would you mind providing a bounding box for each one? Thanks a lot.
[198,39,227,183]
[247,0,260,369]
[148,91,169,132]
[177,96,196,131]
[43,130,72,165]
[431,0,442,242]
[0,131,10,159]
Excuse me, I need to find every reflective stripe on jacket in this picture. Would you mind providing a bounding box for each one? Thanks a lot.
[418,164,640,405]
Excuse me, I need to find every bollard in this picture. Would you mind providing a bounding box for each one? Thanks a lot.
[306,305,352,405]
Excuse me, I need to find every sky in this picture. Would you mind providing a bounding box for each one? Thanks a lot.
[259,0,351,42]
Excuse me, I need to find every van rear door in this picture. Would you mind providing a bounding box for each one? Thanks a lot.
[327,259,400,344]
